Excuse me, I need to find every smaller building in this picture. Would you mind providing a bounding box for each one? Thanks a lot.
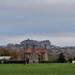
[0,56,11,63]
[72,60,75,64]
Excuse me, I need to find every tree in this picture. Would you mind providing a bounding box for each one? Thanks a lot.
[0,48,5,56]
[4,49,11,56]
[67,57,72,63]
[10,50,17,61]
[57,53,66,63]
[38,54,43,62]
[17,49,24,61]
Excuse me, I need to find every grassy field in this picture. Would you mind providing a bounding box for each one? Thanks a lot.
[0,64,75,75]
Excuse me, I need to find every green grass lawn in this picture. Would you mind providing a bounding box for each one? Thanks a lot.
[0,64,75,75]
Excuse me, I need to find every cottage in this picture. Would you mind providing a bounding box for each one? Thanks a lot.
[25,44,48,63]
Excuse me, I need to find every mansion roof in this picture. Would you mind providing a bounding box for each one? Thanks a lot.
[26,48,46,54]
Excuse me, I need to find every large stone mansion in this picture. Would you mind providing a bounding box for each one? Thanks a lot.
[25,44,48,63]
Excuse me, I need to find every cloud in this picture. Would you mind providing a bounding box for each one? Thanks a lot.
[0,0,75,46]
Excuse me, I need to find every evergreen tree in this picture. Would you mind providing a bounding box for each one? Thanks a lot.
[57,53,66,63]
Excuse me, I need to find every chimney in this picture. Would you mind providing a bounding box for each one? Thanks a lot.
[32,44,35,50]
[33,45,35,49]
[44,44,48,60]
[45,44,47,49]
[26,44,28,50]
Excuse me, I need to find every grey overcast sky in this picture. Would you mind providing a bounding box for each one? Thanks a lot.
[0,0,75,46]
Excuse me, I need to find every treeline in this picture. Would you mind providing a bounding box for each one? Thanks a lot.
[0,48,24,61]
[0,48,74,63]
